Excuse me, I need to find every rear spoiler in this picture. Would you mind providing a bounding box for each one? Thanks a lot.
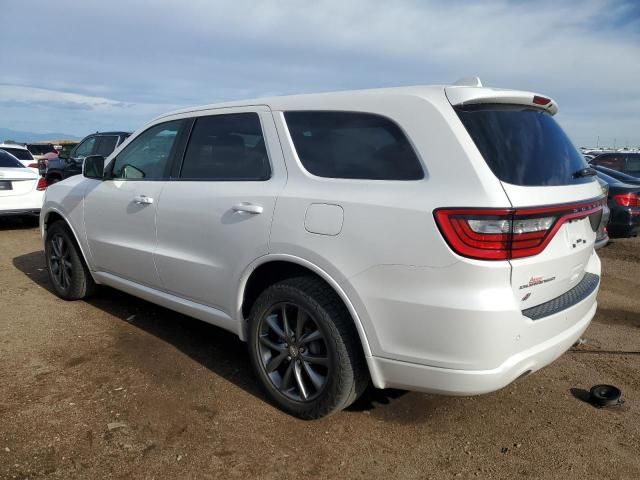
[445,84,558,115]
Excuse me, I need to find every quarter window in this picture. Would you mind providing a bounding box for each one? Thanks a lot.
[111,121,182,180]
[179,113,270,180]
[284,111,423,180]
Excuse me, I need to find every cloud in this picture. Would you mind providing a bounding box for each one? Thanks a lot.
[0,0,638,146]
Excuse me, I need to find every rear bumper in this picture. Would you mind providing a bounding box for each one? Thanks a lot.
[0,190,44,215]
[368,286,597,395]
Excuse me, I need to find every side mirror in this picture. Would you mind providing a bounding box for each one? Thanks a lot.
[83,155,105,179]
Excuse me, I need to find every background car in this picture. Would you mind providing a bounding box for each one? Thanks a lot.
[595,177,610,249]
[44,131,130,183]
[590,164,640,185]
[590,152,640,178]
[595,170,640,237]
[0,149,47,217]
[0,143,39,170]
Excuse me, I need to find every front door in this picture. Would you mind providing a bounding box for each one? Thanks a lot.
[84,119,185,287]
[154,108,286,315]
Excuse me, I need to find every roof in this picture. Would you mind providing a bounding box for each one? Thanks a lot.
[155,85,449,121]
[0,143,28,149]
[152,80,557,122]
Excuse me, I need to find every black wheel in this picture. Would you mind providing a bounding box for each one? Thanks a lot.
[45,221,95,300]
[248,276,368,419]
[47,175,61,185]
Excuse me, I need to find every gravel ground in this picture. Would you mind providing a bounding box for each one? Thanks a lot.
[1,216,638,479]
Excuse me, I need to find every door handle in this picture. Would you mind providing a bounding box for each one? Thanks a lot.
[133,195,154,205]
[232,202,263,214]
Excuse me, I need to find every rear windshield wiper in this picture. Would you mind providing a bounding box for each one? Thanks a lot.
[573,167,597,178]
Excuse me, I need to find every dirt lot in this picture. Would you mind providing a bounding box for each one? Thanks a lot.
[1,217,639,480]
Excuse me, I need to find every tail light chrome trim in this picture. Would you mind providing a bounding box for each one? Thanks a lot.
[434,196,606,260]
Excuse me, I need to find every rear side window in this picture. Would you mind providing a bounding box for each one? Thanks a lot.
[2,147,33,161]
[94,136,119,157]
[284,111,423,180]
[457,105,591,186]
[179,113,270,180]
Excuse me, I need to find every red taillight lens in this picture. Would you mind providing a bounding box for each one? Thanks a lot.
[27,162,39,168]
[612,193,640,207]
[36,177,48,191]
[434,197,605,260]
[532,95,551,106]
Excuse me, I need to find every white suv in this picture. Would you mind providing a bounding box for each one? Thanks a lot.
[41,80,604,418]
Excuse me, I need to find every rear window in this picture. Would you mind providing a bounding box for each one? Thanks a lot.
[0,150,25,168]
[284,111,423,180]
[456,104,591,186]
[2,147,33,161]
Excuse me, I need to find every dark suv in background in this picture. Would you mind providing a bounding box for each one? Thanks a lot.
[590,152,640,178]
[43,131,130,183]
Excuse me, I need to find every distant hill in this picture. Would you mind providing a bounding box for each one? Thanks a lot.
[0,127,82,143]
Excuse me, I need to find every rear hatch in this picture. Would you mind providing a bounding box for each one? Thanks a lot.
[445,86,604,311]
[0,167,38,197]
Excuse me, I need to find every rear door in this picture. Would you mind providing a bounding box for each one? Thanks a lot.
[448,90,603,310]
[154,107,286,316]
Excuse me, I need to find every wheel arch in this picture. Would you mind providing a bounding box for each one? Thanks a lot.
[237,255,372,358]
[43,208,94,277]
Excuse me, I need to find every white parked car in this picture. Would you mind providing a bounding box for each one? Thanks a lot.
[0,149,47,217]
[41,80,604,418]
[0,143,39,171]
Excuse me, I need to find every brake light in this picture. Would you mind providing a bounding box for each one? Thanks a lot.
[27,163,38,168]
[36,177,48,191]
[532,95,551,106]
[434,197,605,260]
[612,193,640,207]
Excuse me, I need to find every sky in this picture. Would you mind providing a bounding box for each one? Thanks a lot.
[1,0,639,147]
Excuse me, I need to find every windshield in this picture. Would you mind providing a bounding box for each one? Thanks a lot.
[456,104,591,186]
[0,150,26,168]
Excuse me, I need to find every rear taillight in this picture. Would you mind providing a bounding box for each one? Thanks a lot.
[27,163,39,168]
[36,177,48,191]
[612,193,640,207]
[434,197,605,260]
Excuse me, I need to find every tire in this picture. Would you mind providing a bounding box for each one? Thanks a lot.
[45,220,95,300]
[47,175,62,185]
[248,276,368,419]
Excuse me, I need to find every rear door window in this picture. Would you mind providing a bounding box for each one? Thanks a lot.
[284,111,423,180]
[456,104,590,186]
[179,113,270,181]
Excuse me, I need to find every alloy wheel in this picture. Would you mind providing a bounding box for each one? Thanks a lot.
[257,302,330,402]
[49,233,72,290]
